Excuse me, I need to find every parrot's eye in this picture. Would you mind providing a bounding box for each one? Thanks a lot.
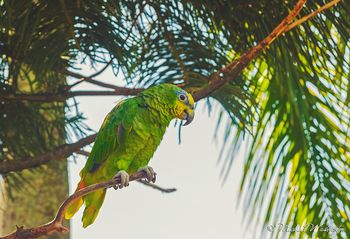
[178,93,187,102]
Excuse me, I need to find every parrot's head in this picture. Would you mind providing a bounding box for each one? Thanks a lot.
[141,84,195,126]
[172,87,195,126]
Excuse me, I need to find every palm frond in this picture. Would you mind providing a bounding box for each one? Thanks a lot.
[221,2,350,238]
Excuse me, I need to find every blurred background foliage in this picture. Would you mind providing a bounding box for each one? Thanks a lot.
[0,0,349,238]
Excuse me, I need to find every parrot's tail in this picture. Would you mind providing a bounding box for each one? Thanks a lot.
[64,177,107,228]
[82,188,107,228]
[64,179,86,220]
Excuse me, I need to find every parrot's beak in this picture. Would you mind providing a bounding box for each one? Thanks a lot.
[183,109,194,126]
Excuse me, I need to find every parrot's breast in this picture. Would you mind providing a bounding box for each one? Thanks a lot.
[83,98,173,181]
[127,111,168,173]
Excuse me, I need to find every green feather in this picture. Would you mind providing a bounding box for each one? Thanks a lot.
[69,84,193,227]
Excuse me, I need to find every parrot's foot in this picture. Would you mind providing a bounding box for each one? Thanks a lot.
[138,166,157,183]
[112,170,130,190]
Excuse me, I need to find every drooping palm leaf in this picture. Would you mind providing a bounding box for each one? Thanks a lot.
[215,2,350,238]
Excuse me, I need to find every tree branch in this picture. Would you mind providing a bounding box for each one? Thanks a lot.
[76,150,91,157]
[60,69,140,92]
[0,171,149,239]
[0,90,142,102]
[1,69,143,102]
[137,179,177,193]
[0,134,96,174]
[192,0,308,101]
[87,59,113,79]
[284,0,341,32]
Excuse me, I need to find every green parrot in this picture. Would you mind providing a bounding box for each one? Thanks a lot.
[64,83,195,228]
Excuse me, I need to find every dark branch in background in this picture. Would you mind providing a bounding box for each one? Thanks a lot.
[0,134,96,174]
[0,90,143,102]
[0,171,149,239]
[76,150,91,157]
[137,179,177,193]
[87,59,113,79]
[61,68,145,94]
[1,68,144,102]
[59,69,138,92]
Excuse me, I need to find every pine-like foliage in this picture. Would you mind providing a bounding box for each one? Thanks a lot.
[1,1,349,238]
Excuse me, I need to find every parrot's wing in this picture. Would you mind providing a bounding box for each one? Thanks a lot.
[82,98,137,174]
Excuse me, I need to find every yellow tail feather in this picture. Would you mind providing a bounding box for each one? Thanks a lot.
[82,189,107,228]
[65,197,84,219]
[64,180,85,220]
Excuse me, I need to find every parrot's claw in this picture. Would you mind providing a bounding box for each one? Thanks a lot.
[138,166,157,183]
[112,170,130,190]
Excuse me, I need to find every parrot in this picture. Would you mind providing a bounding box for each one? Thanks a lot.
[64,83,195,228]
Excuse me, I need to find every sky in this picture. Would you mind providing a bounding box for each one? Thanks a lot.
[66,67,259,239]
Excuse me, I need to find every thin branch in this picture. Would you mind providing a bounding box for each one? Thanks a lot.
[124,1,148,42]
[0,171,149,239]
[68,90,142,97]
[65,78,85,90]
[75,150,91,157]
[192,0,307,101]
[63,68,115,90]
[61,69,144,93]
[137,180,177,193]
[0,134,96,174]
[87,59,113,79]
[284,0,341,32]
